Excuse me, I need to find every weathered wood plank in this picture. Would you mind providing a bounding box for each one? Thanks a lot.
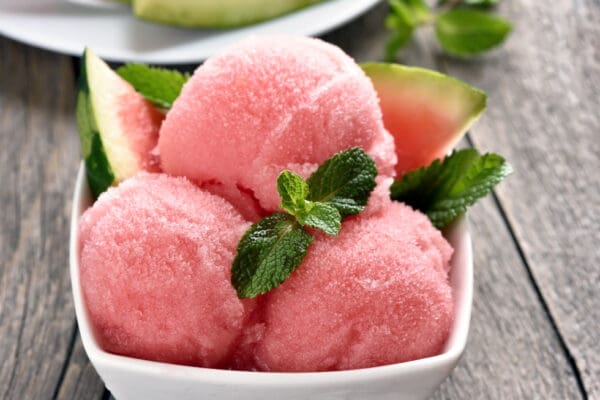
[433,196,583,399]
[55,334,106,400]
[325,3,587,398]
[0,38,81,399]
[423,0,600,397]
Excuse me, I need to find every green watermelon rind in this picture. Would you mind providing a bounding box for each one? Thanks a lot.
[132,0,323,29]
[361,62,487,158]
[76,49,115,199]
[76,48,143,199]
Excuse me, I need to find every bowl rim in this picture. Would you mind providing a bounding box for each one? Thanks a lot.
[69,162,473,385]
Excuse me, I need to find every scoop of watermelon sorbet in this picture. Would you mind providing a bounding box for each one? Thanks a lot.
[237,201,454,372]
[78,173,253,368]
[158,35,396,216]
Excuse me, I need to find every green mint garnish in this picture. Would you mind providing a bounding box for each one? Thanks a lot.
[277,171,311,219]
[435,9,512,56]
[384,0,511,61]
[303,202,341,236]
[116,64,189,109]
[390,148,512,228]
[277,171,341,236]
[232,148,377,298]
[307,147,378,217]
[231,213,313,299]
[384,0,431,61]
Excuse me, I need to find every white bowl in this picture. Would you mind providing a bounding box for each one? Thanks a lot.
[69,163,473,400]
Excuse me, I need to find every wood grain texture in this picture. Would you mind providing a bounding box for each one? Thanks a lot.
[55,334,106,400]
[422,0,600,397]
[432,196,583,399]
[0,38,81,399]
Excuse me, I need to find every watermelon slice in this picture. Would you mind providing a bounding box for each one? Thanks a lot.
[76,48,163,198]
[132,0,323,28]
[361,63,486,176]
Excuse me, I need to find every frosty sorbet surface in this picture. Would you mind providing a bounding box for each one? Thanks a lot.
[79,173,253,368]
[159,35,397,215]
[236,202,454,372]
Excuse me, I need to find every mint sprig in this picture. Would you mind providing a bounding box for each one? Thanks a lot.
[390,148,512,228]
[232,148,377,298]
[385,0,431,62]
[385,0,511,61]
[277,171,342,236]
[116,64,189,109]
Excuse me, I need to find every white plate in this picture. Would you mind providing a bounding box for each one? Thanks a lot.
[0,0,383,64]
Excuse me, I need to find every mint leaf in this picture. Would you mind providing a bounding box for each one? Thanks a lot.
[307,147,378,218]
[116,64,189,108]
[390,149,512,228]
[463,0,498,6]
[435,9,511,56]
[385,0,431,61]
[385,30,412,62]
[403,0,431,21]
[304,202,341,236]
[388,0,417,27]
[231,213,313,298]
[389,0,430,24]
[277,171,310,217]
[384,15,415,62]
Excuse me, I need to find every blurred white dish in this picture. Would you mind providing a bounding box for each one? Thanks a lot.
[66,0,128,9]
[69,163,473,400]
[0,0,382,64]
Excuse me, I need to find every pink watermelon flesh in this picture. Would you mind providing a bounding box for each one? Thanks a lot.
[380,93,458,175]
[363,63,486,176]
[116,92,164,173]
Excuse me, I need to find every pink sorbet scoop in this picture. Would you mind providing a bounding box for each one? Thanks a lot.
[236,201,454,372]
[158,35,397,216]
[78,173,253,368]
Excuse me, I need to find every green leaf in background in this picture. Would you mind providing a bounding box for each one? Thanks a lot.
[390,148,512,228]
[231,213,313,298]
[385,19,415,62]
[385,0,432,61]
[116,64,189,108]
[304,202,341,236]
[435,9,511,56]
[463,0,498,6]
[307,147,378,218]
[403,0,431,20]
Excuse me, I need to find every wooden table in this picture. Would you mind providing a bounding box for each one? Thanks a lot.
[1,2,598,399]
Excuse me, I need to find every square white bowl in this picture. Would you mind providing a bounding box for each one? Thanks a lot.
[70,163,473,400]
